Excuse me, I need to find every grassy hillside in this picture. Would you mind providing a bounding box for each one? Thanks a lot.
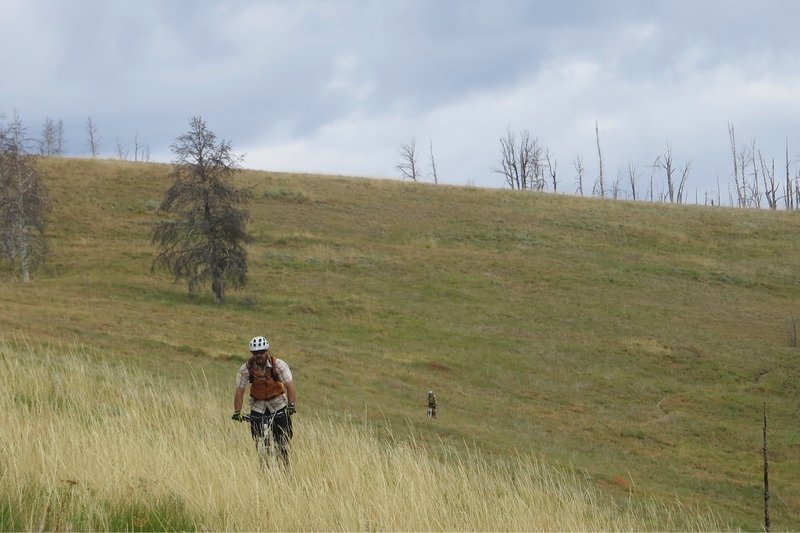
[1,339,720,531]
[2,157,799,529]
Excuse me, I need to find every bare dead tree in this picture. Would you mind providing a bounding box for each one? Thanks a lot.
[39,117,64,156]
[495,128,544,190]
[757,150,778,209]
[749,140,762,208]
[654,143,691,203]
[134,132,145,162]
[497,128,519,189]
[654,146,674,203]
[116,134,151,162]
[574,154,585,196]
[610,171,623,199]
[729,127,763,208]
[728,122,745,207]
[737,145,750,206]
[626,161,639,201]
[86,116,100,157]
[0,114,49,282]
[740,142,762,208]
[796,176,800,209]
[397,138,419,182]
[763,403,770,533]
[545,148,558,192]
[56,119,65,155]
[55,119,64,155]
[677,161,692,204]
[115,137,129,160]
[428,136,438,184]
[595,121,605,198]
[786,138,795,210]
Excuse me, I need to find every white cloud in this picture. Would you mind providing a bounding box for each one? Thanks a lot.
[326,54,378,102]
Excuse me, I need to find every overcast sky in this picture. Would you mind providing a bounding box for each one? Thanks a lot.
[3,0,800,202]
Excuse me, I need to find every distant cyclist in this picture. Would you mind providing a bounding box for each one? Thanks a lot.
[232,336,297,467]
[427,390,437,418]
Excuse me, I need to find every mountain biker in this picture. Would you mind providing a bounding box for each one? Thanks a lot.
[427,390,437,418]
[232,336,297,467]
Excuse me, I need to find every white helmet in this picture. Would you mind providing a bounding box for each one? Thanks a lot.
[249,336,270,352]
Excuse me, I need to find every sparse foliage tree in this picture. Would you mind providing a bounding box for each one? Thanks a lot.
[0,114,49,281]
[86,116,100,157]
[397,138,419,182]
[150,116,252,304]
[496,128,544,191]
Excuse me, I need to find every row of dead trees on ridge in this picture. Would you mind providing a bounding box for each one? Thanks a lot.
[0,112,164,283]
[34,114,151,162]
[398,121,800,209]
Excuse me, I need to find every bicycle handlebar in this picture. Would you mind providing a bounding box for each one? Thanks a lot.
[238,409,288,423]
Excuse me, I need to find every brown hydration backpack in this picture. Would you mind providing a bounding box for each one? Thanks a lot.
[246,355,286,401]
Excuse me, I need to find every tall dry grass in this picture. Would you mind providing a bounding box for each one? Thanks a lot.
[0,337,721,531]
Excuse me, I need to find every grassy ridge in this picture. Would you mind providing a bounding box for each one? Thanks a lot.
[0,339,721,531]
[1,157,799,529]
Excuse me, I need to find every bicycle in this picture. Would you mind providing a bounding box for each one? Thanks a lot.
[426,405,437,418]
[239,410,292,470]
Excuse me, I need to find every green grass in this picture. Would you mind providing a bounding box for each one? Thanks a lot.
[1,156,799,529]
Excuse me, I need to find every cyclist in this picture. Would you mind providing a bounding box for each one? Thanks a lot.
[427,390,437,418]
[232,336,297,467]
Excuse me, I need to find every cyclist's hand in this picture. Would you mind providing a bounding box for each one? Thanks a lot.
[232,410,244,422]
[286,403,296,416]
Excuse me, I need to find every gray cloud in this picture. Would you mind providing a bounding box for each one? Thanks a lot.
[3,0,800,199]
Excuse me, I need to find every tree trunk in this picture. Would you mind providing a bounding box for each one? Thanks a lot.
[595,122,604,198]
[763,403,770,533]
[212,276,223,304]
[15,149,30,282]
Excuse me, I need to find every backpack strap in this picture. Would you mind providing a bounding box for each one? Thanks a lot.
[247,355,282,383]
[269,356,282,382]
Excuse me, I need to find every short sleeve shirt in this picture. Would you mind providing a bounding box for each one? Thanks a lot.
[236,357,293,414]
